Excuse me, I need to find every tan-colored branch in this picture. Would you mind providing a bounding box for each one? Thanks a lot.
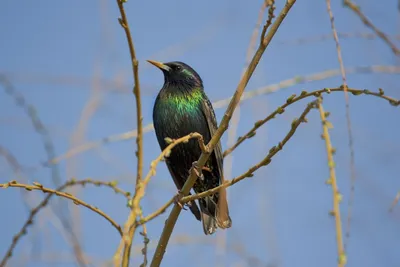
[317,98,346,266]
[113,132,206,266]
[138,197,175,225]
[150,2,297,266]
[344,0,400,56]
[0,181,122,235]
[115,0,144,265]
[116,0,143,185]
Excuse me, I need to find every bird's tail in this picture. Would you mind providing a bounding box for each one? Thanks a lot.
[199,191,232,235]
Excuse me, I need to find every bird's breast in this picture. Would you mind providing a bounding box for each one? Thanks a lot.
[153,100,209,149]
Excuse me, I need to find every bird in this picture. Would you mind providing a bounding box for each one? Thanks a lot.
[148,60,232,235]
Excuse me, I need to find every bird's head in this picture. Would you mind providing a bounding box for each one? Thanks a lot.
[147,60,203,88]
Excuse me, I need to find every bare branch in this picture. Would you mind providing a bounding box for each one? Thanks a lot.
[326,0,356,251]
[317,98,346,266]
[344,0,400,56]
[115,0,144,265]
[116,0,143,186]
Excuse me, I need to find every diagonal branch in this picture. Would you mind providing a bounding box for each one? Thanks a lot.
[344,0,400,56]
[150,1,297,266]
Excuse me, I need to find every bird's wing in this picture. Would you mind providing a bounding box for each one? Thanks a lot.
[201,97,223,178]
[201,97,231,228]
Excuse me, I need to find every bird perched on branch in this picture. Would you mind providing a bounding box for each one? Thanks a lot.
[148,60,232,235]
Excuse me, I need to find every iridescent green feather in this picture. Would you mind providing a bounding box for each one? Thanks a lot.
[166,88,204,113]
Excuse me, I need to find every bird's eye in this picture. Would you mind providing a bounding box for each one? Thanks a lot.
[175,65,182,71]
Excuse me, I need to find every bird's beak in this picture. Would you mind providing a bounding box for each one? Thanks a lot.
[146,60,171,72]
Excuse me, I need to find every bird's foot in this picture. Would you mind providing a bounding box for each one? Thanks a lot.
[174,190,187,210]
[192,161,204,181]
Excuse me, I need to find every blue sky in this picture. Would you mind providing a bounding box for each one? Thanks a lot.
[1,0,399,266]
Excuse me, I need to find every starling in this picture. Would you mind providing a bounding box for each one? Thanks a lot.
[148,60,232,235]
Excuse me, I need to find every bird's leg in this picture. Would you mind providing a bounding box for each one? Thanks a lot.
[174,190,187,210]
[174,162,204,209]
[192,161,204,181]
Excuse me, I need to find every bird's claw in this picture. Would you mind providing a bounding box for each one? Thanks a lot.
[192,161,204,181]
[174,191,187,210]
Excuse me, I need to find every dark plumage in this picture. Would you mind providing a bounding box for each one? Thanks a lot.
[148,60,232,235]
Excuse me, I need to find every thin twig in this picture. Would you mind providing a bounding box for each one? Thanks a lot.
[0,181,123,235]
[115,0,144,265]
[150,2,297,266]
[344,0,400,55]
[138,197,175,225]
[317,98,346,266]
[139,225,149,267]
[326,0,357,252]
[116,0,143,186]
